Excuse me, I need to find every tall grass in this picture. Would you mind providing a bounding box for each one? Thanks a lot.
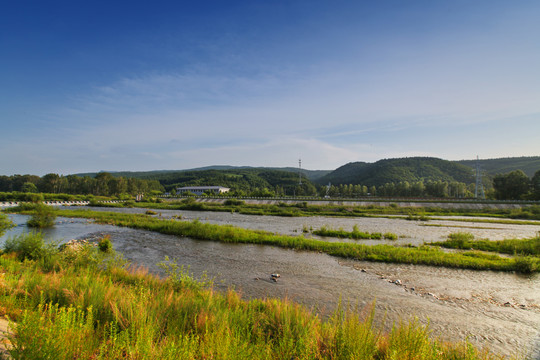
[53,209,539,273]
[1,233,507,359]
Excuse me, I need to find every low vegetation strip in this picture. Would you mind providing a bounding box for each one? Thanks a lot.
[0,233,511,359]
[312,225,398,240]
[48,209,539,273]
[432,232,540,256]
[94,198,540,222]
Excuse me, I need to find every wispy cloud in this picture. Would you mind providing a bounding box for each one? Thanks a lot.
[2,1,540,175]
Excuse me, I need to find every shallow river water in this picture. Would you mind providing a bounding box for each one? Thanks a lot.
[2,207,539,358]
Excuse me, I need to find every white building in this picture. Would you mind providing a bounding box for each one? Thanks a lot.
[176,186,230,195]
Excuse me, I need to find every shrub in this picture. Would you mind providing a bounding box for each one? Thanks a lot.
[295,201,308,209]
[123,200,136,207]
[3,232,60,270]
[145,210,158,215]
[98,235,113,253]
[513,256,538,274]
[446,232,475,248]
[4,232,45,260]
[0,213,14,237]
[182,197,197,204]
[384,232,398,240]
[26,203,57,228]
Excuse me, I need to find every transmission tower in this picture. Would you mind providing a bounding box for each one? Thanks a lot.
[475,155,485,199]
[325,182,331,198]
[298,158,302,185]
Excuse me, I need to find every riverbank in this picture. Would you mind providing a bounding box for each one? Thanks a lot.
[0,232,514,359]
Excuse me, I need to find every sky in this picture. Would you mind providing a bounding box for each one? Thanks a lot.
[1,0,539,176]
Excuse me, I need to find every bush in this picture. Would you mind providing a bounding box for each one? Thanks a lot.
[446,232,475,248]
[123,200,136,207]
[384,232,398,240]
[3,232,57,263]
[27,203,57,228]
[0,213,14,237]
[181,197,197,204]
[513,256,538,274]
[98,235,113,253]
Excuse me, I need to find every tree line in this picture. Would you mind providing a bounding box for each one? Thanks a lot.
[493,169,540,200]
[0,172,163,198]
[324,169,540,200]
[322,180,475,198]
[2,168,539,201]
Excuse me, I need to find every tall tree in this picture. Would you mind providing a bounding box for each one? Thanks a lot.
[38,173,61,193]
[531,169,540,200]
[493,170,530,200]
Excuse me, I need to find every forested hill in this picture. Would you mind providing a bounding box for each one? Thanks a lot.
[74,168,318,196]
[457,156,540,178]
[316,157,475,186]
[76,166,330,182]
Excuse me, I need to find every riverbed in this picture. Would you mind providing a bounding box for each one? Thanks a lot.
[1,208,539,358]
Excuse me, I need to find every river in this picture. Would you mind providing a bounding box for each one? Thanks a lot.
[1,207,539,358]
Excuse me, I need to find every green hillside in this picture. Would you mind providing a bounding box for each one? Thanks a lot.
[317,157,475,186]
[70,156,540,194]
[457,156,540,178]
[76,168,317,196]
[75,166,330,182]
[159,169,317,195]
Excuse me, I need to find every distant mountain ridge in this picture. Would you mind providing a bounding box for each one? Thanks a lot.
[73,156,540,189]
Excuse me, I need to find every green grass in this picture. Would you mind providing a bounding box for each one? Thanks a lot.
[433,232,540,257]
[432,232,540,273]
[313,225,398,240]
[0,233,509,359]
[36,209,539,273]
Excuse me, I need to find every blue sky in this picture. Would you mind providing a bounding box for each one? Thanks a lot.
[1,0,539,175]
